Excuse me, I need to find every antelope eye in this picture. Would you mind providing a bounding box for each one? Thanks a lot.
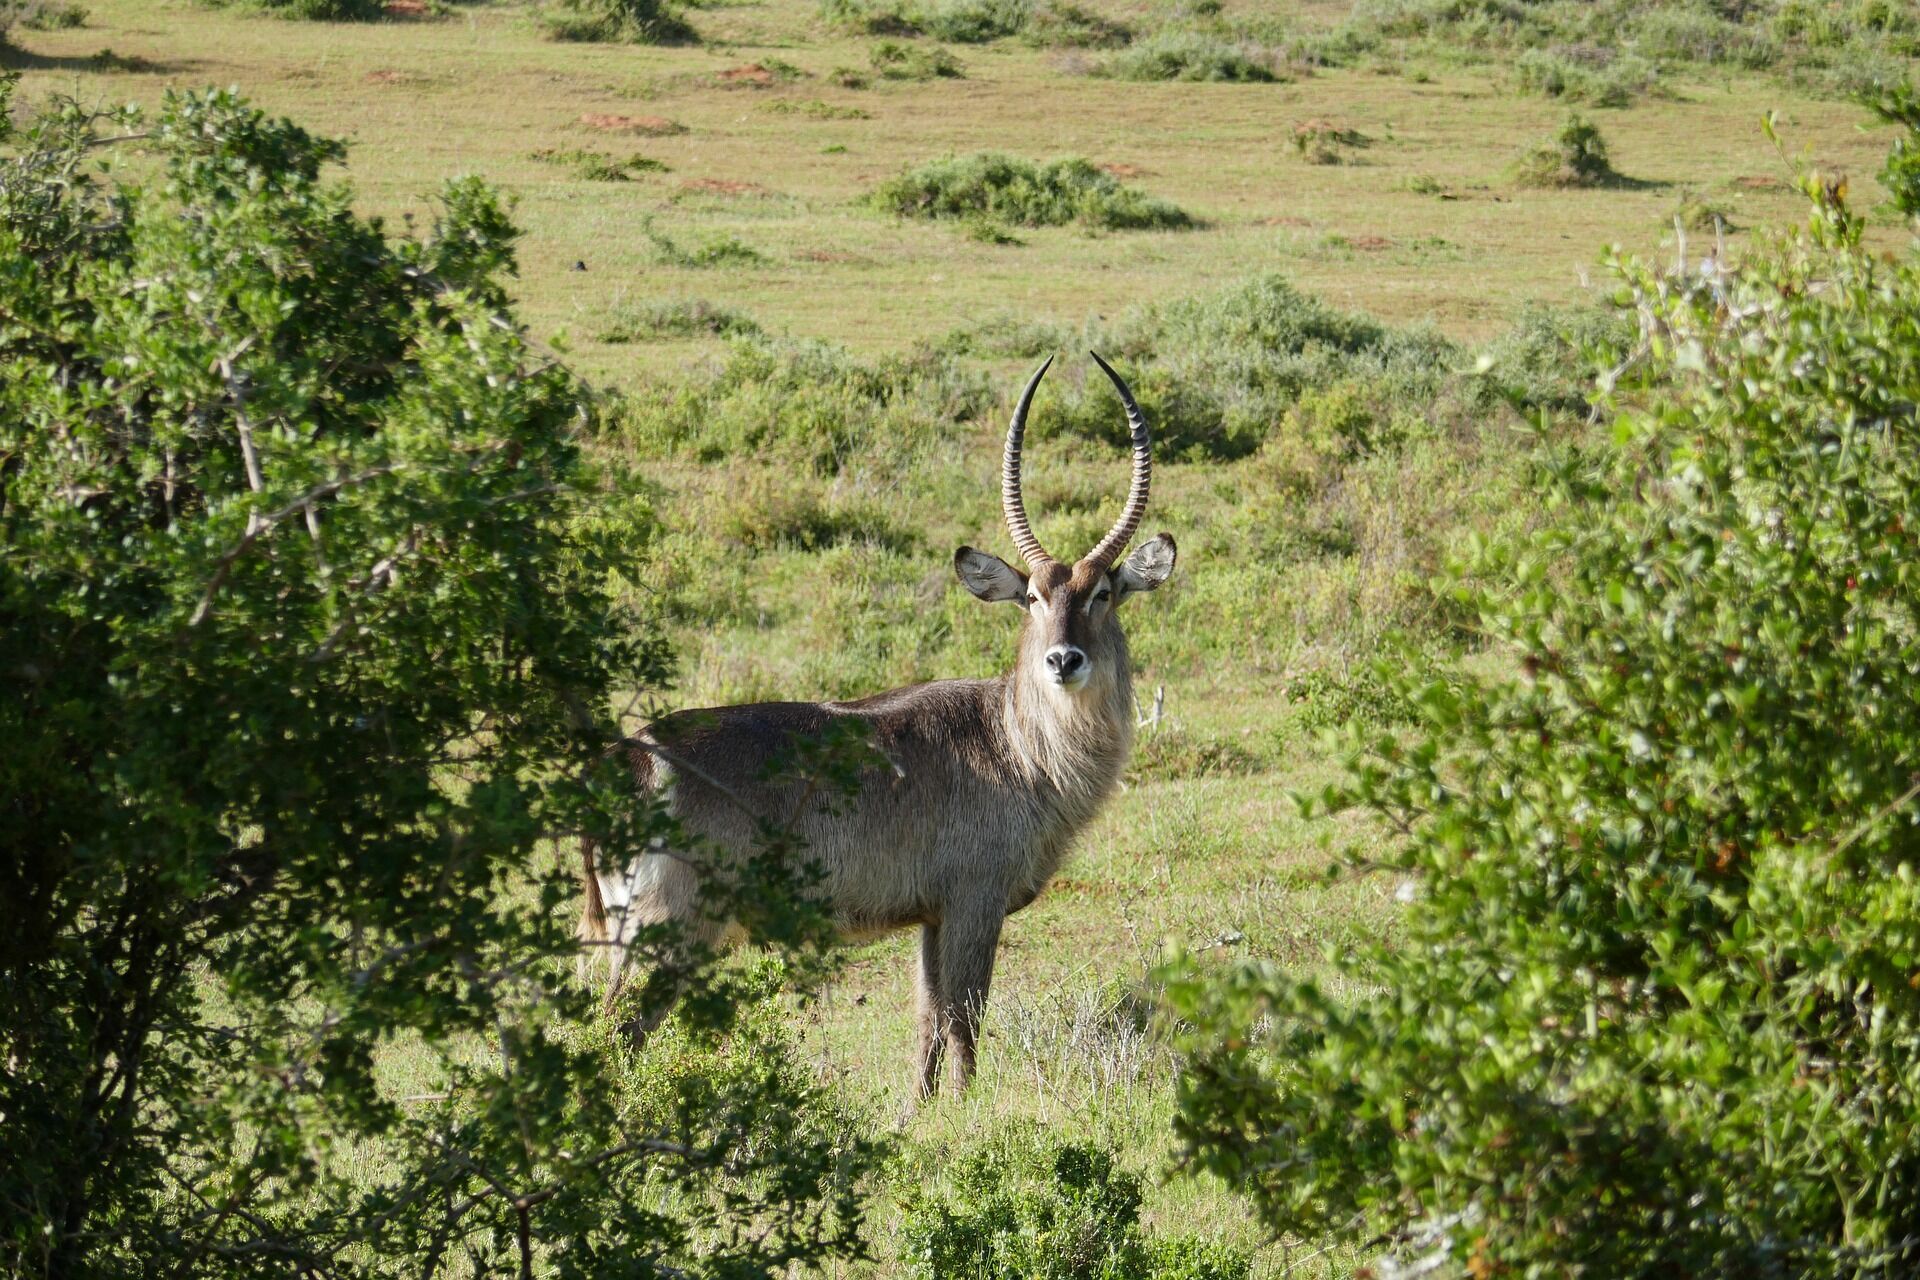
[1095,588,1111,602]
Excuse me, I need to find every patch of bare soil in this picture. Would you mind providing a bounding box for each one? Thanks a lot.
[1347,235,1393,251]
[578,113,687,136]
[716,64,776,86]
[1098,162,1151,179]
[1731,175,1786,191]
[1256,215,1313,227]
[383,0,430,17]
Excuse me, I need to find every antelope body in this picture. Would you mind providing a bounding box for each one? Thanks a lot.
[581,353,1175,1097]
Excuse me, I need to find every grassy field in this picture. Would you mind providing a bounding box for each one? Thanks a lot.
[5,1,1899,1272]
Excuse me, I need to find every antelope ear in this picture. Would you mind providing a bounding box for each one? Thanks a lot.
[954,547,1027,604]
[1113,533,1176,601]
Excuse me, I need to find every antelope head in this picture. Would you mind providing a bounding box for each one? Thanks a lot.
[953,353,1177,701]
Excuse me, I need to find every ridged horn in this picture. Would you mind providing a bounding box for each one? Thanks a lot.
[1083,351,1152,571]
[1002,355,1055,569]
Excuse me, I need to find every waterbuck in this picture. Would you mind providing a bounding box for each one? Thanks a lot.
[580,352,1176,1097]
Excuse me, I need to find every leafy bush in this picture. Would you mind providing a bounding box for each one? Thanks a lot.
[608,335,991,473]
[1167,119,1920,1278]
[1512,111,1618,186]
[541,0,696,43]
[1023,0,1130,47]
[2,0,86,30]
[530,145,670,180]
[642,216,766,266]
[230,0,386,18]
[1093,29,1282,81]
[869,152,1193,230]
[1050,273,1457,460]
[869,38,967,77]
[0,84,874,1278]
[598,296,764,342]
[902,1137,1251,1280]
[1513,46,1658,106]
[1290,118,1371,163]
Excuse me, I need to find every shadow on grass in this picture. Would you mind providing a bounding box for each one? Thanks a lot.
[0,42,199,73]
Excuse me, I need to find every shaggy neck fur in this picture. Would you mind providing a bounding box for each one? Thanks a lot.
[999,632,1135,822]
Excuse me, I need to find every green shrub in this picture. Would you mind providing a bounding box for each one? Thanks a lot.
[1167,118,1920,1279]
[230,0,385,18]
[1052,273,1456,460]
[541,0,696,43]
[608,335,991,473]
[1093,29,1282,81]
[1290,117,1371,163]
[1471,298,1634,415]
[1512,110,1618,187]
[529,145,669,180]
[902,1137,1251,1280]
[915,0,1028,41]
[869,38,967,77]
[598,297,764,342]
[1513,46,1657,106]
[3,0,86,29]
[1023,0,1129,47]
[641,216,766,266]
[869,152,1193,230]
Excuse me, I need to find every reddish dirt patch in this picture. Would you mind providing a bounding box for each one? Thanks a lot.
[1731,175,1786,191]
[363,69,414,84]
[1099,162,1151,179]
[578,113,687,136]
[383,0,429,16]
[1256,215,1313,227]
[680,178,775,196]
[716,63,776,86]
[1347,235,1394,251]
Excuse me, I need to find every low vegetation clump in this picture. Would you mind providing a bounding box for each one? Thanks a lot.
[869,152,1193,231]
[1511,111,1618,187]
[1168,109,1920,1278]
[204,0,385,18]
[901,1137,1253,1280]
[598,297,764,343]
[762,96,871,118]
[0,0,86,32]
[529,145,669,180]
[641,216,766,266]
[1290,118,1371,164]
[540,0,696,44]
[1513,46,1659,106]
[1045,272,1457,460]
[868,38,966,78]
[1092,28,1283,81]
[609,335,991,473]
[820,0,1125,45]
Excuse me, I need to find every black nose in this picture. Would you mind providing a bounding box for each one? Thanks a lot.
[1046,648,1085,677]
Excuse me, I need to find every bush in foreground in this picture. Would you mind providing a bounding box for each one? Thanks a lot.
[869,151,1193,230]
[1166,113,1920,1277]
[0,83,872,1277]
[902,1137,1251,1280]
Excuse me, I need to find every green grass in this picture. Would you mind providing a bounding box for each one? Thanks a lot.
[1,0,1896,1272]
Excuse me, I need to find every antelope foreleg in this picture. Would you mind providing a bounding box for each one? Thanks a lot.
[936,909,1004,1093]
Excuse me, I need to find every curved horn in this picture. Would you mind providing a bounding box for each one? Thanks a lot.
[1002,355,1055,569]
[1083,350,1152,571]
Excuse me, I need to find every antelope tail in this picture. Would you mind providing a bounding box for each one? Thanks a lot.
[579,833,608,944]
